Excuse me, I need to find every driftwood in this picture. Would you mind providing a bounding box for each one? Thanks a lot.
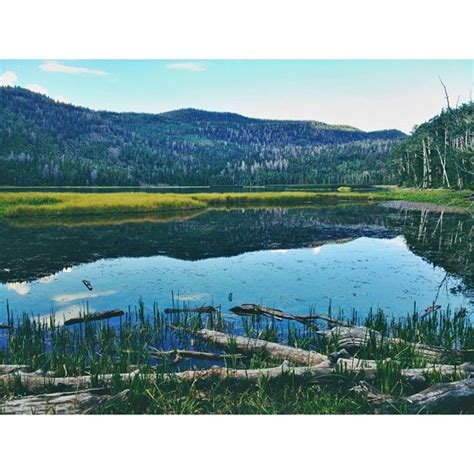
[197,328,328,365]
[0,361,337,392]
[2,349,474,412]
[0,323,12,330]
[319,325,473,363]
[164,306,217,314]
[336,358,474,386]
[149,348,245,361]
[0,364,28,375]
[64,309,124,326]
[0,388,118,415]
[230,304,351,327]
[353,378,474,413]
[3,358,473,394]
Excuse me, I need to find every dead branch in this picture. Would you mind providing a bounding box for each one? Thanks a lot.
[319,325,473,363]
[0,364,28,375]
[0,388,113,415]
[149,347,245,361]
[64,309,124,326]
[353,377,474,414]
[196,328,328,365]
[230,303,351,327]
[439,76,451,110]
[164,306,217,314]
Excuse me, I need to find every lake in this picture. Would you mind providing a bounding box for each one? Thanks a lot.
[0,202,472,325]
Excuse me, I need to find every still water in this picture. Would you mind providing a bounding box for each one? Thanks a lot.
[0,203,472,323]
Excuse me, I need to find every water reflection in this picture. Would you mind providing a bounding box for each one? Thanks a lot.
[0,203,472,321]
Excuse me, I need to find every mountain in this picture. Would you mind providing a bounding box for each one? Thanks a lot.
[0,87,406,186]
[394,102,473,189]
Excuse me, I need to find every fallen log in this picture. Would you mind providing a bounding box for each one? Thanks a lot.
[230,304,350,327]
[164,306,217,314]
[196,328,328,365]
[0,364,28,375]
[406,377,474,413]
[149,348,245,361]
[336,358,474,386]
[2,357,473,394]
[0,323,12,330]
[63,309,124,326]
[0,361,338,392]
[353,378,474,414]
[319,325,473,363]
[0,388,114,415]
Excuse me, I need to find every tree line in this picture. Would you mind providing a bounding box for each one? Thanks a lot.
[394,101,473,190]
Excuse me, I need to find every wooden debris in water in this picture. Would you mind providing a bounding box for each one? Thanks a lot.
[164,305,217,314]
[230,303,352,328]
[63,309,124,326]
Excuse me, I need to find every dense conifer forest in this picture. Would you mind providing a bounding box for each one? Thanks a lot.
[0,87,405,186]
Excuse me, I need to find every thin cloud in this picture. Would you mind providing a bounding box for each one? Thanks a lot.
[0,70,18,86]
[40,60,108,76]
[166,62,206,72]
[26,83,48,95]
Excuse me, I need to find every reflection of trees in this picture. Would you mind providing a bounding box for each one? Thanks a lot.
[0,205,393,283]
[385,209,473,288]
[0,204,472,291]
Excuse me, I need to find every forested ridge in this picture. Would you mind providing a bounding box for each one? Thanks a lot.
[395,101,473,189]
[0,87,405,186]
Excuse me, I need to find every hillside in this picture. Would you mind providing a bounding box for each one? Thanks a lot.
[394,102,473,189]
[0,87,406,186]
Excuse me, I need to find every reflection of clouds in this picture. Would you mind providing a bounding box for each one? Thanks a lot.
[6,282,30,295]
[178,293,211,302]
[39,275,56,284]
[37,304,95,326]
[51,289,117,303]
[386,236,407,248]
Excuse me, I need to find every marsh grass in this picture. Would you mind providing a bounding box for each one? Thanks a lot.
[0,187,470,219]
[0,301,472,413]
[0,190,384,218]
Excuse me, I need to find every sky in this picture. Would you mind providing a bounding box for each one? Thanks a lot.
[0,60,472,133]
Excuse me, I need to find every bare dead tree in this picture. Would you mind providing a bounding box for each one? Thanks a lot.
[439,76,451,111]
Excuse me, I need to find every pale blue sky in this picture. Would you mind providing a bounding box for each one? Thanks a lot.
[1,60,472,132]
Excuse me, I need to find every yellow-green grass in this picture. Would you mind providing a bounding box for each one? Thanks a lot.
[0,192,206,217]
[0,190,381,218]
[0,188,471,218]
